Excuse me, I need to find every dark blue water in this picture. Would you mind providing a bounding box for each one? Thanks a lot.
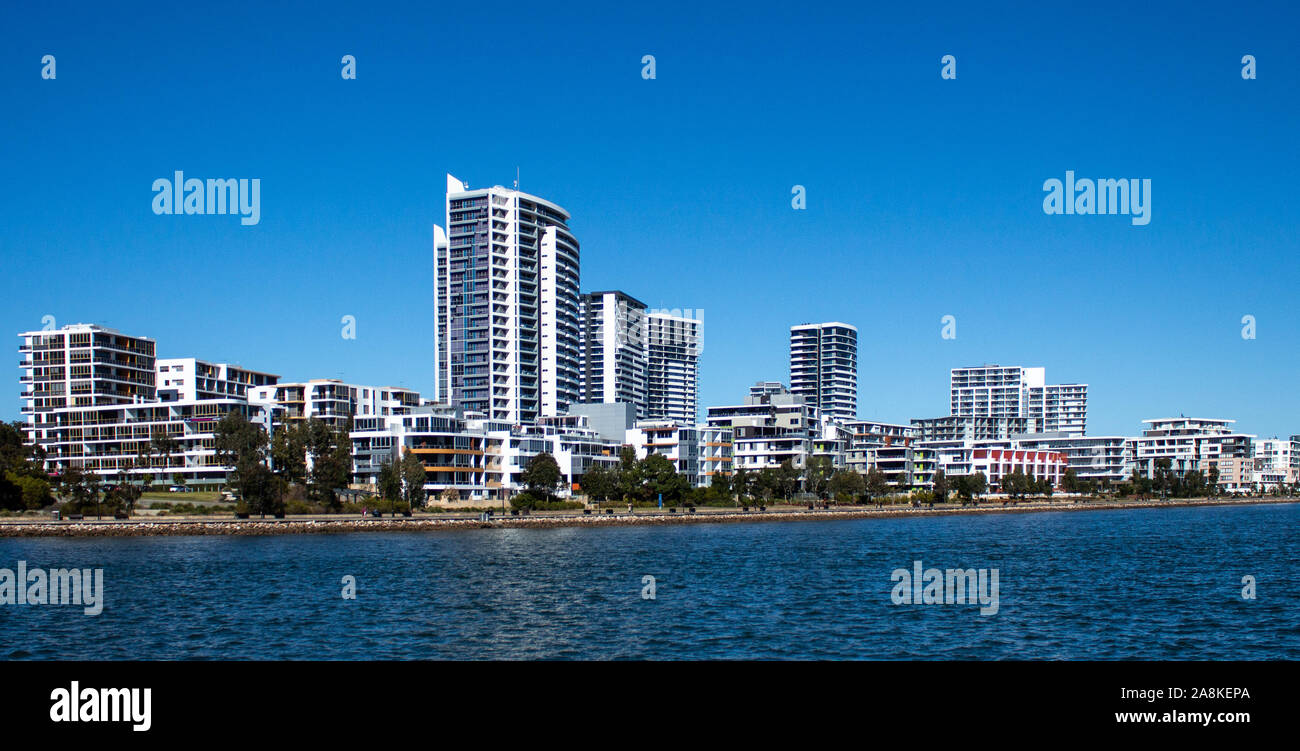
[1,503,1296,659]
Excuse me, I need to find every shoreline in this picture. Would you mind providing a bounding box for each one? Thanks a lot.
[0,497,1295,537]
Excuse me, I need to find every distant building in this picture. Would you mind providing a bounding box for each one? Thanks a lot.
[580,291,647,418]
[1132,418,1254,478]
[19,324,157,441]
[790,322,857,423]
[1011,433,1134,486]
[156,358,278,402]
[645,311,700,424]
[950,365,1087,437]
[435,174,582,423]
[249,381,419,428]
[625,421,733,488]
[706,384,819,472]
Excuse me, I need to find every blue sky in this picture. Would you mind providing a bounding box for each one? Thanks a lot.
[1,1,1297,438]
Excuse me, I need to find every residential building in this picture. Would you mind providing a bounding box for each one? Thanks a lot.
[1011,433,1134,486]
[34,399,270,488]
[950,364,1087,437]
[706,384,819,471]
[625,421,734,487]
[19,324,157,442]
[350,408,619,503]
[1132,418,1254,478]
[436,174,582,423]
[1208,456,1254,494]
[911,415,1029,443]
[790,322,857,423]
[645,311,700,424]
[156,358,278,402]
[579,290,647,418]
[249,380,420,428]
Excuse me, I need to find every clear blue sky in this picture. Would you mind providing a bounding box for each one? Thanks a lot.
[2,1,1297,438]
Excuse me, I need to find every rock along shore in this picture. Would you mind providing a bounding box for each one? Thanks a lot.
[0,497,1294,538]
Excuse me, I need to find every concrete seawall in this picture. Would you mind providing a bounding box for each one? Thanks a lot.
[0,497,1294,537]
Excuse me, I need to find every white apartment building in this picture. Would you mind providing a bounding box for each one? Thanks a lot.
[1251,438,1299,491]
[843,420,917,474]
[350,408,620,503]
[435,174,581,423]
[911,415,1029,443]
[865,445,938,489]
[34,398,271,488]
[18,325,283,488]
[625,421,733,488]
[249,380,420,428]
[790,322,857,423]
[19,324,157,442]
[1132,418,1254,478]
[969,447,1069,489]
[645,311,700,424]
[1254,438,1299,474]
[580,290,647,418]
[156,358,278,402]
[1011,433,1134,485]
[706,384,820,472]
[950,365,1087,437]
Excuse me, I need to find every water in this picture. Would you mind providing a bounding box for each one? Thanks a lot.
[1,503,1296,659]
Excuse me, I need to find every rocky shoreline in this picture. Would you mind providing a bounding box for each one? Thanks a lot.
[0,497,1294,537]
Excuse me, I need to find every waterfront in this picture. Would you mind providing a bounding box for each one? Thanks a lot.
[0,502,1296,660]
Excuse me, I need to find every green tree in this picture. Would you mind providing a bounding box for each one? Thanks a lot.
[580,461,619,503]
[271,421,309,486]
[0,473,21,511]
[377,457,401,502]
[731,466,752,503]
[1207,465,1220,497]
[775,460,800,500]
[931,469,949,505]
[754,467,779,501]
[215,409,282,515]
[617,447,642,502]
[1061,468,1079,494]
[865,467,890,504]
[400,449,427,511]
[303,418,352,509]
[521,452,563,502]
[828,468,865,503]
[641,453,690,505]
[804,456,834,499]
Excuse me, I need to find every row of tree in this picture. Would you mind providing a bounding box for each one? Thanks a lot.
[376,451,429,511]
[548,450,1000,507]
[214,411,358,516]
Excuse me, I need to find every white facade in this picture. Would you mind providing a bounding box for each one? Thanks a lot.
[436,174,581,423]
[950,364,1087,437]
[1011,433,1134,485]
[156,358,278,402]
[645,311,700,425]
[625,421,734,488]
[33,398,271,487]
[790,322,857,423]
[19,324,157,442]
[1132,418,1254,478]
[249,380,420,428]
[580,290,647,418]
[350,408,620,502]
[706,385,819,471]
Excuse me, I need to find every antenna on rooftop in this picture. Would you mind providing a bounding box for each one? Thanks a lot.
[514,166,519,190]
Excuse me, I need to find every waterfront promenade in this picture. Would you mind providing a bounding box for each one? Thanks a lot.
[0,497,1294,537]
